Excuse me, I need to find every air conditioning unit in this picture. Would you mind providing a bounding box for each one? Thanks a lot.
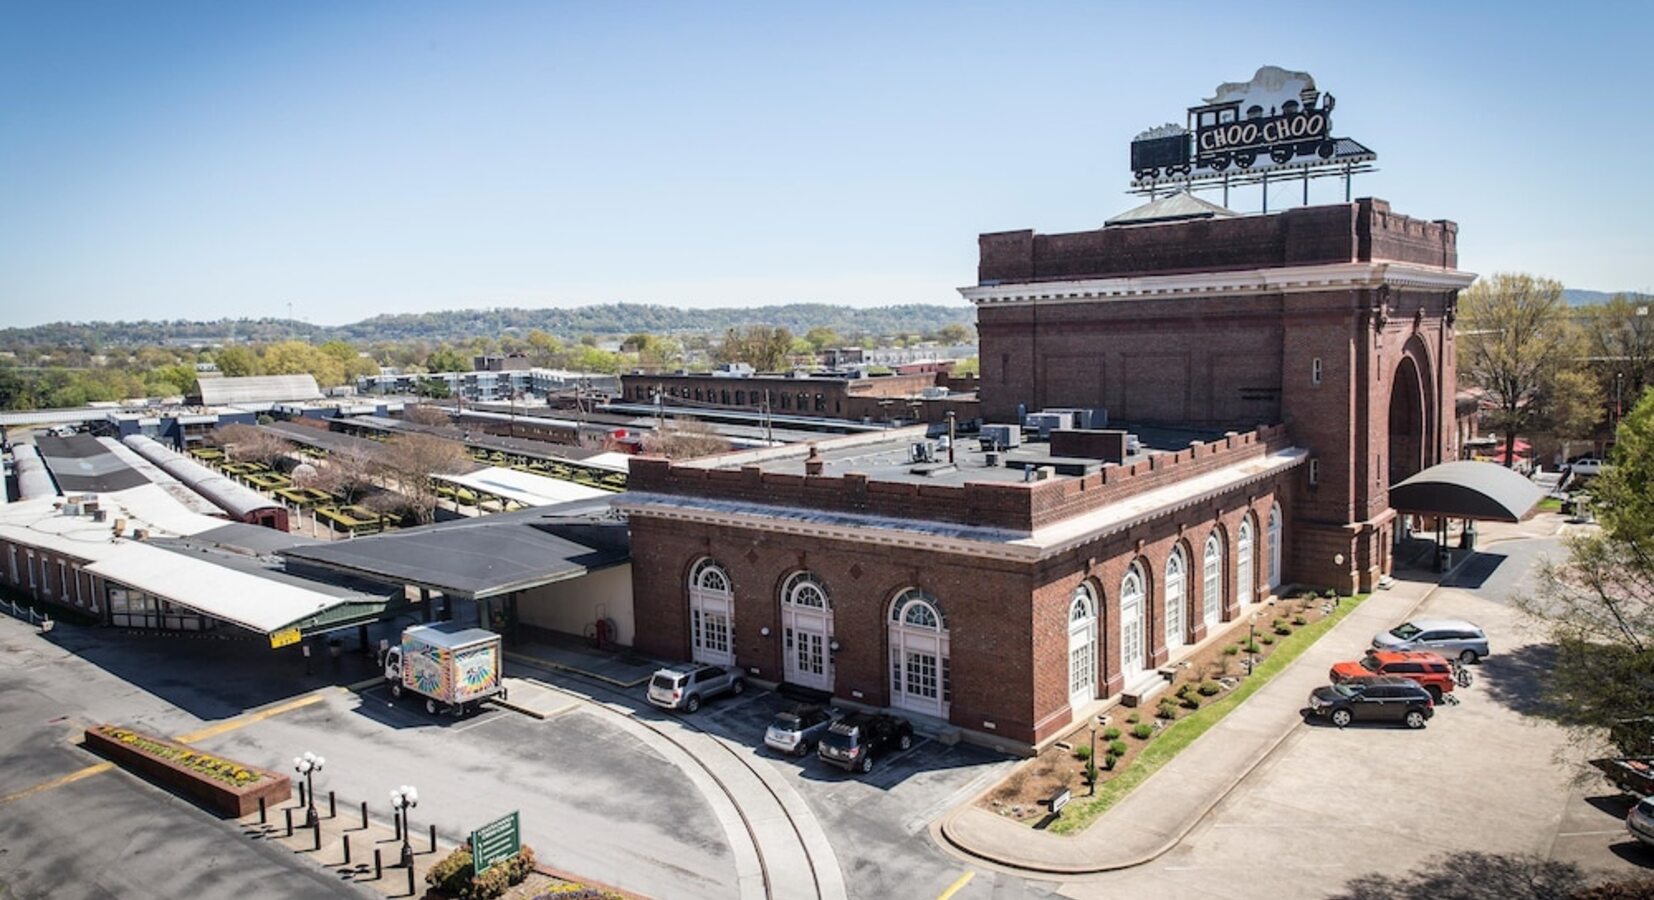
[981,424,1021,449]
[909,441,934,463]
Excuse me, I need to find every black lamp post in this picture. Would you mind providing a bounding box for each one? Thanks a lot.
[293,752,324,827]
[391,784,419,868]
[1246,612,1260,676]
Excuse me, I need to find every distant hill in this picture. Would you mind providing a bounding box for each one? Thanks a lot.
[1563,289,1652,307]
[0,302,976,349]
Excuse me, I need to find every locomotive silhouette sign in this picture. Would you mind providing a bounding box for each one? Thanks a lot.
[1128,66,1374,199]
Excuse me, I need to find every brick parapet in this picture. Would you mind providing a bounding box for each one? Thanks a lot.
[627,423,1292,534]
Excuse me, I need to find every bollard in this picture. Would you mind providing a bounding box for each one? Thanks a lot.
[328,790,336,819]
[360,800,369,830]
[406,866,414,895]
[284,806,294,837]
[429,823,436,853]
[343,834,351,866]
[298,781,307,808]
[258,796,267,825]
[374,848,383,880]
[312,819,321,852]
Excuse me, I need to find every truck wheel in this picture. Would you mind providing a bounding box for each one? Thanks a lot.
[390,683,402,699]
[425,698,439,716]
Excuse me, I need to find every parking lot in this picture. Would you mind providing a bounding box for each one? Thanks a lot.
[1057,534,1653,900]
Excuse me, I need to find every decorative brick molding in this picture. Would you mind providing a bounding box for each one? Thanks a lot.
[84,725,290,817]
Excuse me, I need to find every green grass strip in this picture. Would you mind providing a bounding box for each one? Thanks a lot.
[1048,592,1371,835]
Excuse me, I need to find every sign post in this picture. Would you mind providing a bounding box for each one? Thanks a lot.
[470,811,521,876]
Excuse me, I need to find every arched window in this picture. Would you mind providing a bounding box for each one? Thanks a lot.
[1068,583,1098,710]
[1237,514,1256,605]
[781,572,833,690]
[1268,504,1283,591]
[1166,546,1187,650]
[889,589,949,717]
[688,558,734,665]
[1203,531,1223,627]
[1120,563,1147,679]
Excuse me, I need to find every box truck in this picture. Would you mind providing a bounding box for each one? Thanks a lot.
[384,623,506,716]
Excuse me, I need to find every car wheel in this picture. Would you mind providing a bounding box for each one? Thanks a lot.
[859,755,874,774]
[898,733,912,751]
[1405,710,1427,729]
[390,683,402,699]
[685,695,701,714]
[1459,649,1479,665]
[425,698,439,716]
[731,679,745,696]
[1330,708,1353,728]
[1426,685,1443,704]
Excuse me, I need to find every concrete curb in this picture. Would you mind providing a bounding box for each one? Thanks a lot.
[504,650,651,689]
[492,697,550,720]
[935,565,1465,876]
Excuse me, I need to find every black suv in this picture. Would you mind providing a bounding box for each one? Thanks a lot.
[817,712,915,773]
[1306,675,1434,729]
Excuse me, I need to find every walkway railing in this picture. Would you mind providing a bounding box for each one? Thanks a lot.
[0,596,53,629]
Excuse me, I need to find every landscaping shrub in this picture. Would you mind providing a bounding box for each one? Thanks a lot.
[1102,726,1121,741]
[1131,723,1154,740]
[1197,681,1221,696]
[1259,634,1275,645]
[1126,712,1140,724]
[1323,589,1338,599]
[1084,760,1098,784]
[427,847,474,896]
[1074,743,1092,761]
[1223,645,1240,656]
[1108,739,1128,756]
[1156,698,1179,720]
[1101,753,1116,771]
[1292,615,1308,626]
[427,845,538,900]
[1274,624,1292,636]
[1180,694,1201,710]
[1241,640,1260,653]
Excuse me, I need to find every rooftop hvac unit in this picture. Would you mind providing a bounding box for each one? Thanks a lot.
[909,441,934,463]
[1025,412,1073,439]
[981,424,1021,449]
[1127,433,1142,454]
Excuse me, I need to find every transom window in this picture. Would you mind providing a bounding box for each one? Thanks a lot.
[783,571,830,609]
[692,559,730,593]
[892,588,943,629]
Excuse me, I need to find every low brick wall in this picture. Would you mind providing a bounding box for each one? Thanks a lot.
[84,725,291,818]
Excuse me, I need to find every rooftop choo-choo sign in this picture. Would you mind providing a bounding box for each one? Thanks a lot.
[1128,66,1375,190]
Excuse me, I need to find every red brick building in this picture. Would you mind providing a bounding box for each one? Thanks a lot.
[619,197,1474,752]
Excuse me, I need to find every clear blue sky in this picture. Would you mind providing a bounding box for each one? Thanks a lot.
[2,2,1650,327]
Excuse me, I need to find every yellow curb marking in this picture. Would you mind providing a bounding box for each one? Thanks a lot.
[174,692,326,744]
[0,762,114,807]
[937,869,975,900]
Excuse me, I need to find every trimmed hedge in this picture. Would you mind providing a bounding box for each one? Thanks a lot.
[427,844,537,900]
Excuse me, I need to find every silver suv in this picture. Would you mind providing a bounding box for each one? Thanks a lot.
[646,663,744,713]
[1372,617,1490,664]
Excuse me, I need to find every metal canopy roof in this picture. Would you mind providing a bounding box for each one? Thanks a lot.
[278,499,629,599]
[1388,460,1545,523]
[36,434,152,493]
[193,374,323,406]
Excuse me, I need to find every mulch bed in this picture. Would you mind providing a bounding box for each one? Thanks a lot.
[979,591,1340,825]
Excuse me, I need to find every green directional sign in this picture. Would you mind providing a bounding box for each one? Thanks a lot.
[470,810,521,875]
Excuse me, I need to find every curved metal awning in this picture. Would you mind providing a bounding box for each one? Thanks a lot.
[1389,460,1545,523]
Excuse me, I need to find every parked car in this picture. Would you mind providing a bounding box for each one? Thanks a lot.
[1306,675,1435,729]
[1628,795,1654,849]
[818,712,915,773]
[1570,457,1609,477]
[763,705,839,756]
[1330,650,1457,702]
[646,663,744,713]
[1371,617,1490,663]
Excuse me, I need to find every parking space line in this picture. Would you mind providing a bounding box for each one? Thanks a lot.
[0,762,113,807]
[174,692,326,743]
[936,870,975,900]
[1555,829,1630,837]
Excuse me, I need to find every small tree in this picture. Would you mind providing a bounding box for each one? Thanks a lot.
[642,418,731,460]
[311,443,380,504]
[400,404,452,427]
[208,423,294,468]
[375,433,472,524]
[1459,273,1587,468]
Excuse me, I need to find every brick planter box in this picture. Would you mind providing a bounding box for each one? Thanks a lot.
[84,724,291,817]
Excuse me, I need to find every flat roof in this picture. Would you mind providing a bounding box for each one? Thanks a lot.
[35,434,151,493]
[278,498,628,599]
[435,467,610,508]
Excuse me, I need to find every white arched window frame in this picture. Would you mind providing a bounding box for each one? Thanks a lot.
[1068,583,1098,710]
[889,589,950,717]
[688,558,734,665]
[1237,515,1256,605]
[1267,504,1283,591]
[1165,546,1187,650]
[781,571,833,691]
[1120,563,1147,679]
[1203,531,1223,627]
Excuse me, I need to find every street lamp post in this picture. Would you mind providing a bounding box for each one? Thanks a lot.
[293,752,324,827]
[1246,612,1260,676]
[391,785,419,868]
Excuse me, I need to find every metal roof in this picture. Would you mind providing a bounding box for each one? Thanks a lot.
[278,499,628,599]
[193,374,323,406]
[84,546,358,634]
[12,444,61,500]
[122,435,282,520]
[1388,461,1544,522]
[35,434,152,494]
[404,622,500,650]
[434,467,610,508]
[1106,191,1239,226]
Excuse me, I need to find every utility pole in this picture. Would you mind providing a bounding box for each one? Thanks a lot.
[764,389,773,445]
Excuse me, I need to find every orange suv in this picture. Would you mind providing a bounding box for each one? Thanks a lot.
[1330,650,1457,702]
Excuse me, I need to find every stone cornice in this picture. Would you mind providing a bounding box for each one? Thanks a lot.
[960,262,1478,308]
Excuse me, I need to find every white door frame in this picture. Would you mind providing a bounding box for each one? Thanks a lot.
[689,559,735,666]
[889,591,949,718]
[1165,548,1187,651]
[1120,565,1147,679]
[781,572,833,691]
[1237,516,1255,606]
[1203,532,1223,629]
[1068,584,1098,710]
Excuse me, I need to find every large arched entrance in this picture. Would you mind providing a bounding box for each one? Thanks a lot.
[1389,354,1429,486]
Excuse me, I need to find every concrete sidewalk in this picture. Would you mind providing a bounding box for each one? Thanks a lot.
[938,572,1447,875]
[505,636,660,688]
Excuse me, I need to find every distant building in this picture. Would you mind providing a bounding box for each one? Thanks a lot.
[616,368,976,424]
[188,374,323,407]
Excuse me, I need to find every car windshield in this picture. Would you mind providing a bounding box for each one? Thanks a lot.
[1360,656,1381,672]
[1639,797,1654,816]
[1332,684,1361,698]
[650,674,680,691]
[770,713,801,730]
[1389,623,1423,640]
[820,728,859,750]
